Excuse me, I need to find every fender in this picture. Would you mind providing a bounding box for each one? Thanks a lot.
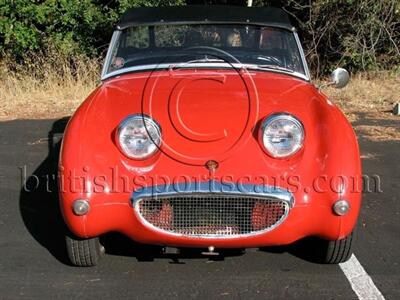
[59,70,361,243]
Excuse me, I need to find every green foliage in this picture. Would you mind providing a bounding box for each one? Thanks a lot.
[0,0,398,75]
[0,0,185,59]
[255,0,400,75]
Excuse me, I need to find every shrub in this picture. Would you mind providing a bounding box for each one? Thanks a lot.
[1,0,399,75]
[256,0,400,75]
[0,0,185,60]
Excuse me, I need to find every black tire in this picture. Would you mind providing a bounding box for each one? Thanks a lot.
[320,231,354,264]
[66,235,104,267]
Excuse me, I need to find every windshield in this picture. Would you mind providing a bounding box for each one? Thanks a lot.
[103,24,307,79]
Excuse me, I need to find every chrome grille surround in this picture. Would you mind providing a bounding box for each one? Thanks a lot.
[132,181,294,238]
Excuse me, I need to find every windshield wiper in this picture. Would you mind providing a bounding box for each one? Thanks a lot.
[249,64,294,73]
[169,58,226,69]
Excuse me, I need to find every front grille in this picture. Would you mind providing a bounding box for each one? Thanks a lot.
[135,194,289,237]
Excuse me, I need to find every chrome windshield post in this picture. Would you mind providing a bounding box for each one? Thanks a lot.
[101,30,121,80]
[293,31,311,81]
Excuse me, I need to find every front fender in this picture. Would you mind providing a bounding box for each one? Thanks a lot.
[59,73,361,242]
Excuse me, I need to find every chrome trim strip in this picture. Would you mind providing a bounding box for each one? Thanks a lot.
[101,62,309,81]
[132,180,294,205]
[131,180,294,239]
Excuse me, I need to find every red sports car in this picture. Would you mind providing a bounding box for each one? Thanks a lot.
[59,6,361,266]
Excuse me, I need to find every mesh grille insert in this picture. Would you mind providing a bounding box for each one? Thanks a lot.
[136,194,289,237]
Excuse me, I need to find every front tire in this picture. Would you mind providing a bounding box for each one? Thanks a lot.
[66,235,104,266]
[320,231,354,264]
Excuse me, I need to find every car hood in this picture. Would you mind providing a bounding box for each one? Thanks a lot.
[80,69,322,164]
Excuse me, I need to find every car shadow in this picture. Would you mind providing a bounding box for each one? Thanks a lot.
[19,117,326,266]
[260,237,331,264]
[19,117,71,265]
[103,232,327,264]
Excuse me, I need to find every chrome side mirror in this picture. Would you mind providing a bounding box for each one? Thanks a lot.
[331,68,350,88]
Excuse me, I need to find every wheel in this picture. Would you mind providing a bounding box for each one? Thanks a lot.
[65,235,104,266]
[320,231,354,264]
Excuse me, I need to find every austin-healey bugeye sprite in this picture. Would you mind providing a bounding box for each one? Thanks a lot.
[59,6,361,266]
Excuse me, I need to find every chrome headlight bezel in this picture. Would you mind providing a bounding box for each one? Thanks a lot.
[259,113,305,158]
[117,114,162,160]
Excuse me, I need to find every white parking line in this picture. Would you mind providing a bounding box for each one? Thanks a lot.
[339,254,385,300]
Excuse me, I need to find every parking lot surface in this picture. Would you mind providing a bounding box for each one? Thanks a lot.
[0,118,398,299]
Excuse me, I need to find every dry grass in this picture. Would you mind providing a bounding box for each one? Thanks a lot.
[324,72,399,118]
[322,73,400,142]
[356,125,400,141]
[0,53,100,121]
[0,56,399,143]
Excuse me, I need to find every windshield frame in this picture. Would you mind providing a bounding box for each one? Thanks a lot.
[101,25,310,81]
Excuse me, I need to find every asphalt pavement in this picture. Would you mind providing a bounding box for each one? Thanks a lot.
[0,116,398,299]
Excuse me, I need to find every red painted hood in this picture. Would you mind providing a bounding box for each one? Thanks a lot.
[78,70,319,165]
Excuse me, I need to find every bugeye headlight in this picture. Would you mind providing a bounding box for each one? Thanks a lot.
[260,113,304,158]
[117,115,161,159]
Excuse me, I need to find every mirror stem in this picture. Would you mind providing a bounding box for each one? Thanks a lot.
[318,81,335,90]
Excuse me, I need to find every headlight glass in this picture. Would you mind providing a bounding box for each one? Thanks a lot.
[117,115,161,159]
[261,114,304,158]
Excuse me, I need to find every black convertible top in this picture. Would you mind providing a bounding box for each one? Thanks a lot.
[117,6,294,31]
